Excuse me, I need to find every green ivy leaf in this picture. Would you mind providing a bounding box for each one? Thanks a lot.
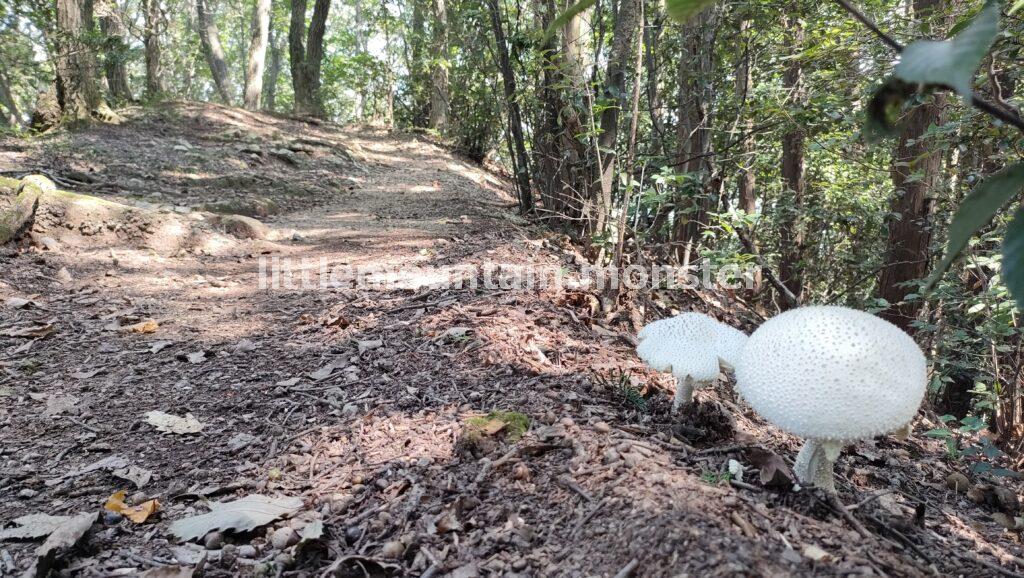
[1001,204,1024,310]
[925,162,1024,291]
[665,0,718,22]
[893,0,998,99]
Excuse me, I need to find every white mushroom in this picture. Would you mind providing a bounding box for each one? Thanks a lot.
[636,312,748,410]
[735,305,926,493]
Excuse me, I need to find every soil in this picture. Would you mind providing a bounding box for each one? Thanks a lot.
[0,102,1022,577]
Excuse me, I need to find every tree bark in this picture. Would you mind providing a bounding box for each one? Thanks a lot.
[429,0,448,130]
[195,0,234,104]
[243,0,272,109]
[408,0,429,126]
[777,8,806,307]
[96,0,132,103]
[289,0,330,117]
[0,71,21,126]
[878,0,948,333]
[734,14,761,294]
[486,0,531,213]
[264,20,284,110]
[595,0,641,243]
[672,5,719,266]
[144,0,164,98]
[55,0,102,121]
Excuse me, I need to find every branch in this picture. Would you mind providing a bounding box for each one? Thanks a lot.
[833,0,1024,135]
[735,229,799,309]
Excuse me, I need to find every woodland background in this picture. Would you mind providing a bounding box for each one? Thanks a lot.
[2,0,1023,448]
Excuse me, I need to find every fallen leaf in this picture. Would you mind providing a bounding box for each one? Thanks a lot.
[70,369,103,380]
[309,363,338,381]
[802,544,831,562]
[0,323,55,339]
[299,519,324,542]
[43,394,79,417]
[482,419,507,436]
[276,377,301,387]
[357,339,383,354]
[56,267,73,283]
[119,319,159,334]
[232,339,257,354]
[0,514,73,540]
[745,448,795,489]
[186,351,207,364]
[46,454,131,486]
[226,433,258,452]
[5,297,33,309]
[113,465,153,489]
[105,490,160,523]
[168,494,304,541]
[28,511,96,577]
[146,411,204,434]
[150,341,174,354]
[141,566,194,578]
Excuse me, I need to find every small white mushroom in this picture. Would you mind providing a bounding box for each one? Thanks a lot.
[636,312,748,410]
[735,306,926,493]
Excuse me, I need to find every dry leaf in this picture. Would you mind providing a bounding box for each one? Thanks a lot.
[113,465,153,489]
[56,267,73,283]
[482,419,507,436]
[70,369,103,380]
[0,514,73,540]
[745,448,795,489]
[43,394,79,417]
[120,319,159,334]
[105,490,160,523]
[186,351,207,364]
[141,567,194,578]
[28,511,96,578]
[146,411,204,434]
[168,494,304,541]
[5,297,33,309]
[802,544,831,562]
[150,341,174,354]
[0,323,55,339]
[276,377,301,387]
[309,363,338,381]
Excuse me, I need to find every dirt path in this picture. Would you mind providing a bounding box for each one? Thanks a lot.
[1,104,1022,577]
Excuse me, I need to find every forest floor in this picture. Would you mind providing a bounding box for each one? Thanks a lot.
[0,102,1023,577]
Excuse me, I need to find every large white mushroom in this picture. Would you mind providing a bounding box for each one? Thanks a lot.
[636,312,748,410]
[735,305,926,493]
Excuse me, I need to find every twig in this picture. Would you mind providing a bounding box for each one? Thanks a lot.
[735,229,798,309]
[827,493,872,538]
[612,558,640,578]
[846,489,893,511]
[833,0,1024,134]
[955,551,1024,578]
[556,475,594,502]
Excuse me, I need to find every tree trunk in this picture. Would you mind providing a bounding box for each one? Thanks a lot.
[97,0,132,103]
[0,71,21,126]
[878,0,948,333]
[486,0,531,213]
[289,0,330,117]
[595,0,641,244]
[408,0,429,126]
[264,21,283,110]
[144,0,164,98]
[195,0,234,104]
[643,3,665,156]
[672,5,719,266]
[777,8,806,307]
[734,14,761,294]
[243,0,272,109]
[55,0,102,121]
[429,0,449,130]
[613,0,645,267]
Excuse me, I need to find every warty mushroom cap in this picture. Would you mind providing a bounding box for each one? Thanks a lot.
[735,305,926,442]
[636,313,729,382]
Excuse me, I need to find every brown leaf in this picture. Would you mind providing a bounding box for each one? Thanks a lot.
[105,490,161,523]
[0,323,55,339]
[482,419,507,436]
[745,448,795,489]
[119,319,159,334]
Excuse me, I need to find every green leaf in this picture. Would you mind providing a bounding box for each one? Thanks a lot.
[542,0,596,42]
[665,0,718,22]
[1001,205,1024,310]
[1011,0,1024,15]
[925,162,1024,291]
[924,428,952,438]
[864,79,916,141]
[893,0,998,98]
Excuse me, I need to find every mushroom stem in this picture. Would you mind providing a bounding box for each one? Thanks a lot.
[672,375,695,411]
[793,439,842,493]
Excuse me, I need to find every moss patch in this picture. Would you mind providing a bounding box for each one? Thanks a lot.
[465,411,531,441]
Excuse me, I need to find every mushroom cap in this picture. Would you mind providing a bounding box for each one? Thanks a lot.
[735,305,926,442]
[636,313,729,382]
[716,324,749,369]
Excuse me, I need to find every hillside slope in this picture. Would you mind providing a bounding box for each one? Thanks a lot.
[0,103,1021,577]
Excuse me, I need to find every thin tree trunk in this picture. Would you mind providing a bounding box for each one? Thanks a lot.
[196,0,234,104]
[144,0,164,98]
[264,21,283,110]
[734,14,760,294]
[878,0,948,332]
[429,0,448,130]
[243,0,272,109]
[97,0,132,103]
[643,4,665,156]
[672,5,719,266]
[55,0,101,121]
[595,0,641,244]
[487,0,531,213]
[289,0,330,117]
[777,7,806,307]
[409,0,429,126]
[0,71,21,126]
[614,0,645,267]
